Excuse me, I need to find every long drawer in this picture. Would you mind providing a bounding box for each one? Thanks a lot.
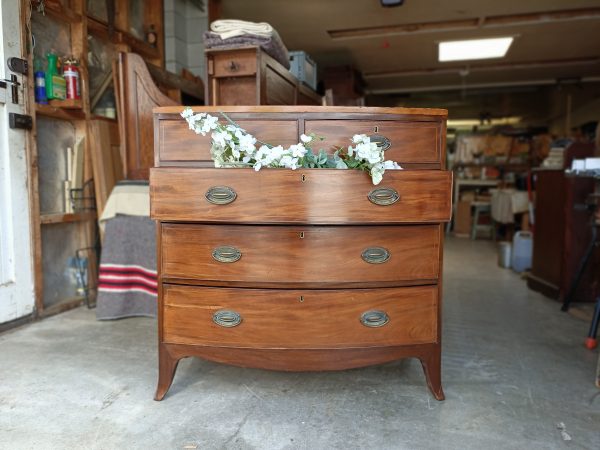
[150,168,452,224]
[161,224,440,286]
[305,120,440,164]
[162,284,438,348]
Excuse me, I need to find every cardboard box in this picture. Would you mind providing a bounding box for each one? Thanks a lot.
[454,201,472,236]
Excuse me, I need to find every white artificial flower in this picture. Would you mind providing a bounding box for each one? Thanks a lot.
[236,130,257,153]
[300,134,312,143]
[211,130,230,147]
[253,161,262,171]
[384,160,403,170]
[201,114,219,133]
[181,108,194,119]
[347,145,355,157]
[280,155,300,170]
[352,134,366,144]
[370,162,385,185]
[289,143,307,158]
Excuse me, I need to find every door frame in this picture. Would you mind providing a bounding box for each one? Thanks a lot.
[0,0,36,325]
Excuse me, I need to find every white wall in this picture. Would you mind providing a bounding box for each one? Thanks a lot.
[164,0,209,79]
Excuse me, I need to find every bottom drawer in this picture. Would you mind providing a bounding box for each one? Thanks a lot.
[162,285,438,348]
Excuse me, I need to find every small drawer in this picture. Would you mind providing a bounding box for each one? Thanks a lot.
[157,119,299,162]
[305,120,441,164]
[162,284,438,348]
[161,224,440,286]
[150,168,452,224]
[211,51,257,78]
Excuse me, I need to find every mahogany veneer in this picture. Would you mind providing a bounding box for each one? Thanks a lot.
[150,106,451,401]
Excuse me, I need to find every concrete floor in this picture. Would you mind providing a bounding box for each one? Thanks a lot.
[0,238,599,450]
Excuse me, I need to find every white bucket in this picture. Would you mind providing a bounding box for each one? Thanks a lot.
[512,231,533,273]
[498,242,512,268]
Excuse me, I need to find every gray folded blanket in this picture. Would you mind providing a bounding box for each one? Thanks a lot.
[203,31,290,69]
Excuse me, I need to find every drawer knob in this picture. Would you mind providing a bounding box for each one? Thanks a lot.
[212,246,242,263]
[368,188,400,206]
[361,247,391,264]
[360,310,389,328]
[213,310,242,328]
[371,134,391,151]
[205,186,237,205]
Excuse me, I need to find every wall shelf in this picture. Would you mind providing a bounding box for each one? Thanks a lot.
[40,211,96,225]
[48,98,83,109]
[35,103,86,120]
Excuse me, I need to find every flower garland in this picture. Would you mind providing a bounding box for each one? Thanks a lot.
[181,107,402,185]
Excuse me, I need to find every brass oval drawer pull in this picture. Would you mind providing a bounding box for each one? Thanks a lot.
[212,246,242,263]
[371,134,391,151]
[205,186,237,205]
[361,247,391,264]
[368,188,399,206]
[360,310,389,328]
[213,310,242,328]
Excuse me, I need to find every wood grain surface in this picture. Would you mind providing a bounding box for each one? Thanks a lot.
[305,119,440,163]
[162,284,438,348]
[153,105,448,116]
[158,118,299,162]
[161,224,440,285]
[150,168,453,224]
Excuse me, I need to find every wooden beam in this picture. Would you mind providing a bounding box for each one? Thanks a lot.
[208,0,221,24]
[364,56,600,79]
[329,7,600,40]
[146,63,205,101]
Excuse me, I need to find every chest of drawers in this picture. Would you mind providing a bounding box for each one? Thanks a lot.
[150,106,451,401]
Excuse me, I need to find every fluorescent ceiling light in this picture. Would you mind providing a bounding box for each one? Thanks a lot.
[439,37,513,62]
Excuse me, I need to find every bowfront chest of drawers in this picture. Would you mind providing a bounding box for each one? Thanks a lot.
[150,106,452,400]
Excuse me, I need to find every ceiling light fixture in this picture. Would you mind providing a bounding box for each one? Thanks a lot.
[438,37,514,62]
[381,0,404,7]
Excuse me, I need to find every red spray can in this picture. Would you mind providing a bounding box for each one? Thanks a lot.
[63,58,80,100]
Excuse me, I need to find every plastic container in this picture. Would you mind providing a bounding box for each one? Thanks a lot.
[289,51,317,90]
[498,241,512,268]
[511,231,533,273]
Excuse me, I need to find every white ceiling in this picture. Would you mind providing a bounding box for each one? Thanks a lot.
[221,0,600,93]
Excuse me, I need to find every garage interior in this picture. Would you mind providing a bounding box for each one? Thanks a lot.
[0,0,599,448]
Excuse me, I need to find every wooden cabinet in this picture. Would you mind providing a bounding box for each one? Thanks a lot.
[150,106,450,401]
[528,142,598,302]
[205,47,322,106]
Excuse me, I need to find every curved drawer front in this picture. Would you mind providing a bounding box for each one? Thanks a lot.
[150,168,452,224]
[162,284,438,348]
[305,120,441,164]
[161,224,440,286]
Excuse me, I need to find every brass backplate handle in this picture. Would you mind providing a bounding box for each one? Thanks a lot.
[371,134,391,151]
[212,246,242,263]
[205,186,237,205]
[361,247,391,264]
[360,310,389,328]
[213,310,242,328]
[367,188,400,206]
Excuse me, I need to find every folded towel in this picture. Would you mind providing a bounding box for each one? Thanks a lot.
[204,31,290,69]
[211,19,274,39]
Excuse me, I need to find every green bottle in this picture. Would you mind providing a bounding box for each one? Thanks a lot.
[45,52,66,100]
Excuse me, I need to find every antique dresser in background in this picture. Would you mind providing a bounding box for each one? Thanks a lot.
[150,106,452,400]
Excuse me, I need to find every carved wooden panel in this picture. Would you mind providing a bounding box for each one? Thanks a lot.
[115,52,177,179]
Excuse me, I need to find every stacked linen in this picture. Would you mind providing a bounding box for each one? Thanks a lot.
[204,19,290,69]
